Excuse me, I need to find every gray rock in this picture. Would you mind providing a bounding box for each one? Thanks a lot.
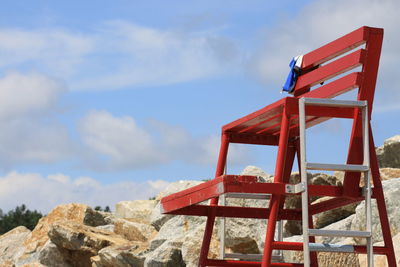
[150,180,203,231]
[149,215,205,251]
[144,241,185,267]
[0,226,31,265]
[84,208,115,227]
[38,240,71,267]
[94,243,148,267]
[376,135,400,168]
[96,224,115,233]
[351,178,400,244]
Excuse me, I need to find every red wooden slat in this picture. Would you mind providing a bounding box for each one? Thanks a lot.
[222,98,287,132]
[166,205,302,220]
[294,49,366,93]
[228,132,279,146]
[301,26,370,69]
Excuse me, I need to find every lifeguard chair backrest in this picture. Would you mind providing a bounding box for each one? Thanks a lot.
[292,26,383,116]
[293,26,383,197]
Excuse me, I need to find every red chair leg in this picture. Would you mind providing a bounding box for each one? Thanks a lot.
[198,133,230,266]
[262,107,291,267]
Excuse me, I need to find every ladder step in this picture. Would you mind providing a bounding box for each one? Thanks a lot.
[306,163,369,172]
[309,243,355,253]
[302,98,367,107]
[224,253,283,261]
[308,229,371,238]
[224,192,271,200]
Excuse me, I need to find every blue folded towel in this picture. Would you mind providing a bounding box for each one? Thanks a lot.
[282,55,303,94]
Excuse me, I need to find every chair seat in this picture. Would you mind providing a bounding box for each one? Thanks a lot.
[222,96,358,146]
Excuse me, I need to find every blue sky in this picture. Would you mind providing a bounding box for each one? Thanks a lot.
[0,0,399,212]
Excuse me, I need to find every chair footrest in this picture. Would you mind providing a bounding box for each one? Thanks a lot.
[308,229,371,238]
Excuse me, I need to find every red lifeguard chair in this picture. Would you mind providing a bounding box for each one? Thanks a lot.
[160,26,397,267]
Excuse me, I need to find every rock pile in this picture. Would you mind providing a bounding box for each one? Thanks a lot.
[0,135,400,266]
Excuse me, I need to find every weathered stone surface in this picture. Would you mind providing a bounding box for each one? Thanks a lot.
[114,218,157,242]
[181,223,220,267]
[144,241,185,267]
[150,180,203,230]
[150,215,205,251]
[18,204,92,264]
[380,167,400,180]
[358,232,400,266]
[351,178,400,243]
[312,196,357,229]
[93,243,148,267]
[37,240,71,267]
[48,221,130,267]
[83,209,115,227]
[115,200,157,223]
[334,167,400,184]
[0,226,31,265]
[377,135,400,168]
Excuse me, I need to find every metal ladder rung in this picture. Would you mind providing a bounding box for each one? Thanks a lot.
[306,162,369,172]
[302,98,367,107]
[224,253,283,261]
[224,192,271,199]
[309,243,355,253]
[308,229,371,238]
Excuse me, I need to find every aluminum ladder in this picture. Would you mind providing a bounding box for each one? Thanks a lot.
[298,97,373,267]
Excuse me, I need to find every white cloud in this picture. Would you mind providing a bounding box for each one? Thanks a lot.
[78,111,250,169]
[0,71,72,167]
[249,0,400,110]
[74,21,239,91]
[0,171,169,213]
[0,71,66,120]
[0,22,239,91]
[0,28,93,77]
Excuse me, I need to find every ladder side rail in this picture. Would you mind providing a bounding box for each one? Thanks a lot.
[362,104,374,267]
[298,98,311,267]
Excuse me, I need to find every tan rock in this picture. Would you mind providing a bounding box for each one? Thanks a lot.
[0,226,31,265]
[115,200,157,223]
[48,221,130,267]
[114,218,157,242]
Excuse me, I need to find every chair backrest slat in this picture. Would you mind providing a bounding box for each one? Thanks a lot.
[295,49,366,94]
[301,27,369,69]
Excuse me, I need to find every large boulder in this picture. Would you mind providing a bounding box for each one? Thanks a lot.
[0,226,31,265]
[113,218,157,242]
[17,203,108,264]
[115,200,157,224]
[377,135,400,168]
[150,180,203,231]
[144,241,185,267]
[92,243,148,267]
[351,178,400,243]
[48,221,130,267]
